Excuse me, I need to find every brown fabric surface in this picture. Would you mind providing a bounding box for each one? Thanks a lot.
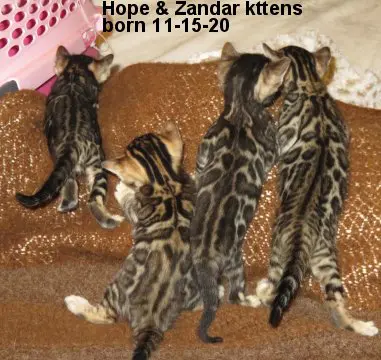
[1,260,381,360]
[0,62,380,359]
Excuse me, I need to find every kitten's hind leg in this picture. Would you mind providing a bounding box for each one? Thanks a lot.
[64,295,116,324]
[86,165,124,229]
[256,278,276,307]
[256,248,283,306]
[226,257,260,308]
[133,327,164,360]
[57,177,78,212]
[311,246,378,336]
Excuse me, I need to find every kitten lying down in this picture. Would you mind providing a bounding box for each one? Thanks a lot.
[15,46,123,229]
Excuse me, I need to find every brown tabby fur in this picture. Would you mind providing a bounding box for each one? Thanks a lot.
[65,123,204,359]
[256,44,378,337]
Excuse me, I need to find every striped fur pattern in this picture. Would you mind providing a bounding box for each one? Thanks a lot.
[15,46,122,229]
[191,43,291,343]
[256,44,378,336]
[65,123,204,360]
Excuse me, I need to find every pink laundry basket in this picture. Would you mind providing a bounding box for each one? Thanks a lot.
[0,0,103,96]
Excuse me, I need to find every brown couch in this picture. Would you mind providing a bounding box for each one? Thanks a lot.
[0,62,380,359]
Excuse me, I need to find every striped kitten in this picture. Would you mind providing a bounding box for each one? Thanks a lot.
[256,44,378,336]
[191,43,291,343]
[65,123,204,360]
[15,46,122,229]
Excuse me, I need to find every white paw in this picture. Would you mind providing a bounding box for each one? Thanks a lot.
[256,278,274,296]
[218,285,225,300]
[111,214,125,223]
[114,182,132,204]
[244,295,261,308]
[237,292,261,308]
[57,199,78,213]
[255,278,275,306]
[64,295,90,316]
[351,320,379,337]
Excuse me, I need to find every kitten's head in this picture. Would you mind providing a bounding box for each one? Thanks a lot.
[54,46,114,84]
[102,122,184,223]
[262,44,332,88]
[218,42,291,106]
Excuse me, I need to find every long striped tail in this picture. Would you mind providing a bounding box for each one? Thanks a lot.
[132,328,163,360]
[16,149,76,208]
[269,236,309,327]
[196,259,223,343]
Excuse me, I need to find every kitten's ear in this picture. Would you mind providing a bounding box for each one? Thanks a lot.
[102,156,149,187]
[262,43,283,61]
[218,42,239,89]
[158,122,183,172]
[160,121,182,142]
[313,46,331,78]
[88,54,114,83]
[221,42,239,61]
[255,58,291,102]
[55,46,70,76]
[98,54,114,68]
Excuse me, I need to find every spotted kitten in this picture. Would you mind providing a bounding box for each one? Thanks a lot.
[65,123,208,360]
[191,43,291,343]
[256,44,378,336]
[15,46,122,229]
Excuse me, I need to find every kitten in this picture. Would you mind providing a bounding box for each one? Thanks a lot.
[256,44,378,336]
[190,43,291,343]
[64,123,206,360]
[15,46,122,229]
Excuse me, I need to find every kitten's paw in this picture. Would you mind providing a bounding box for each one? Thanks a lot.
[350,320,379,336]
[114,182,132,204]
[256,278,273,293]
[218,285,225,300]
[256,278,275,305]
[238,292,261,308]
[57,199,78,213]
[64,295,90,316]
[114,182,126,203]
[244,295,262,308]
[112,214,125,223]
[104,214,125,229]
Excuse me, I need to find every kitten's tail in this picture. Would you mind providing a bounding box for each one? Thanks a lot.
[132,328,163,360]
[16,149,76,208]
[196,259,223,344]
[269,232,309,328]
